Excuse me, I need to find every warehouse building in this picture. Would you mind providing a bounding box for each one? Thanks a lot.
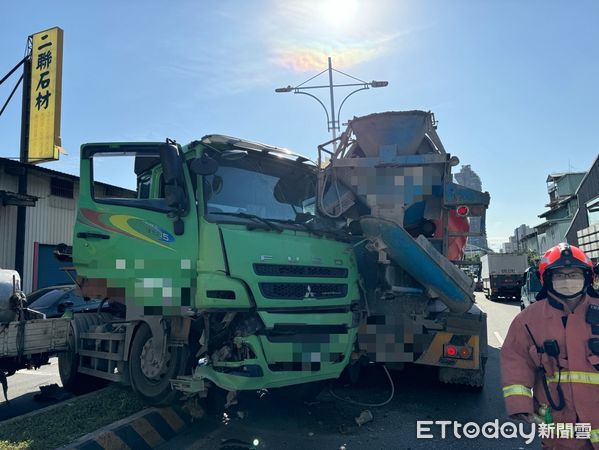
[0,157,129,293]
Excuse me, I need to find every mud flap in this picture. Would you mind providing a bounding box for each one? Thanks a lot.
[438,356,487,389]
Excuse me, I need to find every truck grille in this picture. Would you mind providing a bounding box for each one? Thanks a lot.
[254,264,348,278]
[259,283,348,299]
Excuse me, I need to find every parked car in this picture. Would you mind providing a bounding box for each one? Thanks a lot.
[26,285,108,318]
[520,267,542,310]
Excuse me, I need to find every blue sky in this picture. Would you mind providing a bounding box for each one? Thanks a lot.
[1,0,598,250]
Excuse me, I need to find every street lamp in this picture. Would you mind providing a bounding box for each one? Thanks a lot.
[275,57,388,148]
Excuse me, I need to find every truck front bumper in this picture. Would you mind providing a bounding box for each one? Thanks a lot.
[190,328,357,391]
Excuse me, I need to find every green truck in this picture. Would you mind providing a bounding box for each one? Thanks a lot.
[3,110,489,405]
[62,136,360,404]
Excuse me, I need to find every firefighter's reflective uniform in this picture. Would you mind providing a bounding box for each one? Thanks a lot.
[501,244,599,450]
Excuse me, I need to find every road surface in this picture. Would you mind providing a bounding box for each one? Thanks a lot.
[160,292,535,449]
[0,358,71,422]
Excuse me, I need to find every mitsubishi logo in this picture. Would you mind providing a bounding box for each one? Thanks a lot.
[304,285,315,298]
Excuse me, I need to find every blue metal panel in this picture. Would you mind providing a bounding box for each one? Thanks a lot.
[37,244,74,289]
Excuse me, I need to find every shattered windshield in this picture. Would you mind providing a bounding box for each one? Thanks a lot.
[203,152,317,223]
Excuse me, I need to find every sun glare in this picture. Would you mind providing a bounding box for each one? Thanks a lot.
[318,0,359,27]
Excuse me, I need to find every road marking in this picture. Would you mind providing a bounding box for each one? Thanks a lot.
[494,331,505,347]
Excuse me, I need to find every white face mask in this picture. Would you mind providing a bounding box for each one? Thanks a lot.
[552,279,585,297]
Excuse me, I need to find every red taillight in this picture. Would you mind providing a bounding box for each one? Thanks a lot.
[456,205,469,217]
[445,345,458,357]
[444,344,473,359]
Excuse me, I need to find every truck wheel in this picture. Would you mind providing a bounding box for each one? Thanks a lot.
[129,323,186,405]
[59,326,106,393]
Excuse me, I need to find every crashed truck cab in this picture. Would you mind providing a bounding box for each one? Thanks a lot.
[71,136,358,403]
[317,111,490,387]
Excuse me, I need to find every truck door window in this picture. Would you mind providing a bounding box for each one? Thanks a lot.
[91,152,170,212]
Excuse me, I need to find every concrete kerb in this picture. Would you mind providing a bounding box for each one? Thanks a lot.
[62,406,193,450]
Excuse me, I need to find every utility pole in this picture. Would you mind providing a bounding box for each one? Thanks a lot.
[276,57,388,150]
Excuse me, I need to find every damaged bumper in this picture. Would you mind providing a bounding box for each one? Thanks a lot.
[191,316,357,391]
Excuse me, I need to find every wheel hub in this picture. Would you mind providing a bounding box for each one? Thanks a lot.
[140,338,170,380]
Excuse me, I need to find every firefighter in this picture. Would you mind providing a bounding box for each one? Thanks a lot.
[501,243,599,449]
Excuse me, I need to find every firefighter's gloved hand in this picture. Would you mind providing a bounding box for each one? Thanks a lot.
[509,413,535,423]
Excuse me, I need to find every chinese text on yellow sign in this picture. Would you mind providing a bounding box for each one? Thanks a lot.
[28,27,63,163]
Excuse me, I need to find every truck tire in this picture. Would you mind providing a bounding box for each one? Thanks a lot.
[128,322,186,405]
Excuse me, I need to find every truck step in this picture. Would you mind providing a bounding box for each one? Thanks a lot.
[78,331,126,383]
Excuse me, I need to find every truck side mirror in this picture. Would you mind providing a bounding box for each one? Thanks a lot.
[160,144,188,235]
[190,153,218,176]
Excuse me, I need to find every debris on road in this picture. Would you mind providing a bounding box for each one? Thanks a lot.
[182,395,206,420]
[226,390,238,409]
[354,409,373,427]
[33,383,70,402]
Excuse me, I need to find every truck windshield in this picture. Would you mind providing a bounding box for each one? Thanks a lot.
[203,152,317,223]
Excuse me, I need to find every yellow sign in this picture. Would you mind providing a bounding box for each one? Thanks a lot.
[28,27,63,164]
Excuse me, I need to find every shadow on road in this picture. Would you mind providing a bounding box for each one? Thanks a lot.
[0,385,74,422]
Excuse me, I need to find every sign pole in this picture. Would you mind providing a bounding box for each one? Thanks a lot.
[14,38,32,282]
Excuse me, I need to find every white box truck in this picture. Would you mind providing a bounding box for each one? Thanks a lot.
[480,254,529,301]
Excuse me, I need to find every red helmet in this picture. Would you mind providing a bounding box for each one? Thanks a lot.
[538,243,593,284]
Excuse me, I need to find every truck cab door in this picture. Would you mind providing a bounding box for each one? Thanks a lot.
[74,143,198,317]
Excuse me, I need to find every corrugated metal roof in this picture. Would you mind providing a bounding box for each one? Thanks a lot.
[0,157,126,189]
[0,157,79,180]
